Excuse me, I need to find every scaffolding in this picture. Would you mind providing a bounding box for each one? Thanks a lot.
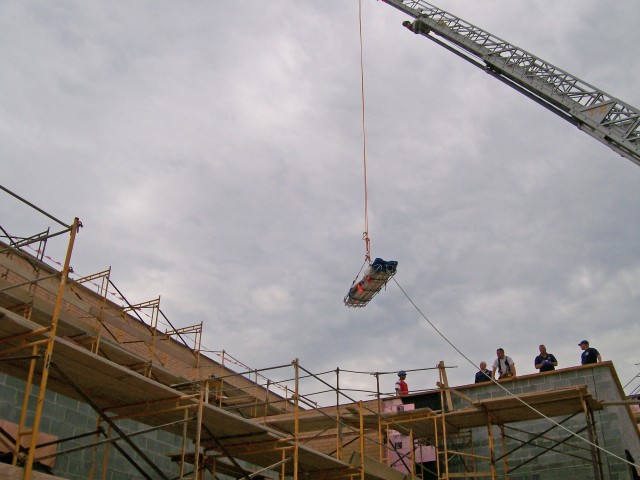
[0,185,633,480]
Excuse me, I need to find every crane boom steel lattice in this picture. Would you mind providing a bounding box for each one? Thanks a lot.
[381,0,640,167]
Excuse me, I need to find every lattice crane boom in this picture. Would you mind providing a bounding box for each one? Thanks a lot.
[381,0,640,167]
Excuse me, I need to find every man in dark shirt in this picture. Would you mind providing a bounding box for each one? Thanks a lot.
[579,340,602,365]
[474,361,492,383]
[534,344,558,372]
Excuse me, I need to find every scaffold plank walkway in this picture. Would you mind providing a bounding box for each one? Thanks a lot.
[0,306,401,480]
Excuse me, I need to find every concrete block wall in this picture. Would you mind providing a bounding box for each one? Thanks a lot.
[445,363,640,480]
[0,372,193,480]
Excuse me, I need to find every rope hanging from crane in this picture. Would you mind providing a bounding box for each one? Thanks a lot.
[344,0,397,308]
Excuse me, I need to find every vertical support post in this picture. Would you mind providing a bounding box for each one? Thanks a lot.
[437,361,453,412]
[383,424,389,467]
[195,321,202,369]
[252,369,259,418]
[336,367,343,461]
[359,401,365,480]
[180,408,189,479]
[581,394,604,480]
[409,428,415,479]
[89,416,102,480]
[292,359,300,480]
[14,343,39,465]
[439,385,450,479]
[24,217,79,480]
[470,429,476,480]
[375,372,383,462]
[487,421,496,480]
[102,425,112,480]
[433,416,440,479]
[500,425,508,479]
[149,297,160,377]
[265,379,271,419]
[192,392,204,480]
[99,269,110,352]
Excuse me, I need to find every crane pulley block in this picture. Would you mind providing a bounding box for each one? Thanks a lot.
[344,258,398,307]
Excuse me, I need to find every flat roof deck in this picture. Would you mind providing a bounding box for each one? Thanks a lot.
[259,384,601,439]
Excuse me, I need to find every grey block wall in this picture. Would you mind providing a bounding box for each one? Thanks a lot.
[0,372,194,480]
[445,363,640,480]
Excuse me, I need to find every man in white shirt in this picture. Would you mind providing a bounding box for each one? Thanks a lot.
[492,348,516,380]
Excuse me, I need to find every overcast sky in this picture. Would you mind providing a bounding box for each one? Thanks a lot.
[1,1,639,403]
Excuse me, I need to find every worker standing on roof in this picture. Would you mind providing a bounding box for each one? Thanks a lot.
[492,348,516,380]
[474,362,492,383]
[534,344,558,372]
[579,340,602,365]
[395,371,408,396]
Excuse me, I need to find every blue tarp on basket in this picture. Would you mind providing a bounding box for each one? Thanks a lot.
[344,258,398,307]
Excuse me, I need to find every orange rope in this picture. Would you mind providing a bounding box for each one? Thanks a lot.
[358,0,371,263]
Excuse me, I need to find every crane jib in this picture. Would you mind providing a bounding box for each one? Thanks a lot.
[381,0,640,167]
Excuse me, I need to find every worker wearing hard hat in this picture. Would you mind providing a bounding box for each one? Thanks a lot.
[395,371,408,396]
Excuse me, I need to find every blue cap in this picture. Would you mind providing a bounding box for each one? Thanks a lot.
[398,370,407,376]
[578,340,589,346]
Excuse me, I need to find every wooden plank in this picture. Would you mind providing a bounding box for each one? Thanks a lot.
[349,452,409,480]
[0,462,66,480]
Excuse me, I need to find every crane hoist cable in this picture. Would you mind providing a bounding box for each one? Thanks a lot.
[344,0,398,308]
[359,0,371,265]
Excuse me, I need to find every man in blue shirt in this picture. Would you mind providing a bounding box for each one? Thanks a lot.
[534,344,558,372]
[474,361,492,383]
[579,340,602,365]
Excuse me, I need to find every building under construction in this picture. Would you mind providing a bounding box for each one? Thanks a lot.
[1,187,640,480]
